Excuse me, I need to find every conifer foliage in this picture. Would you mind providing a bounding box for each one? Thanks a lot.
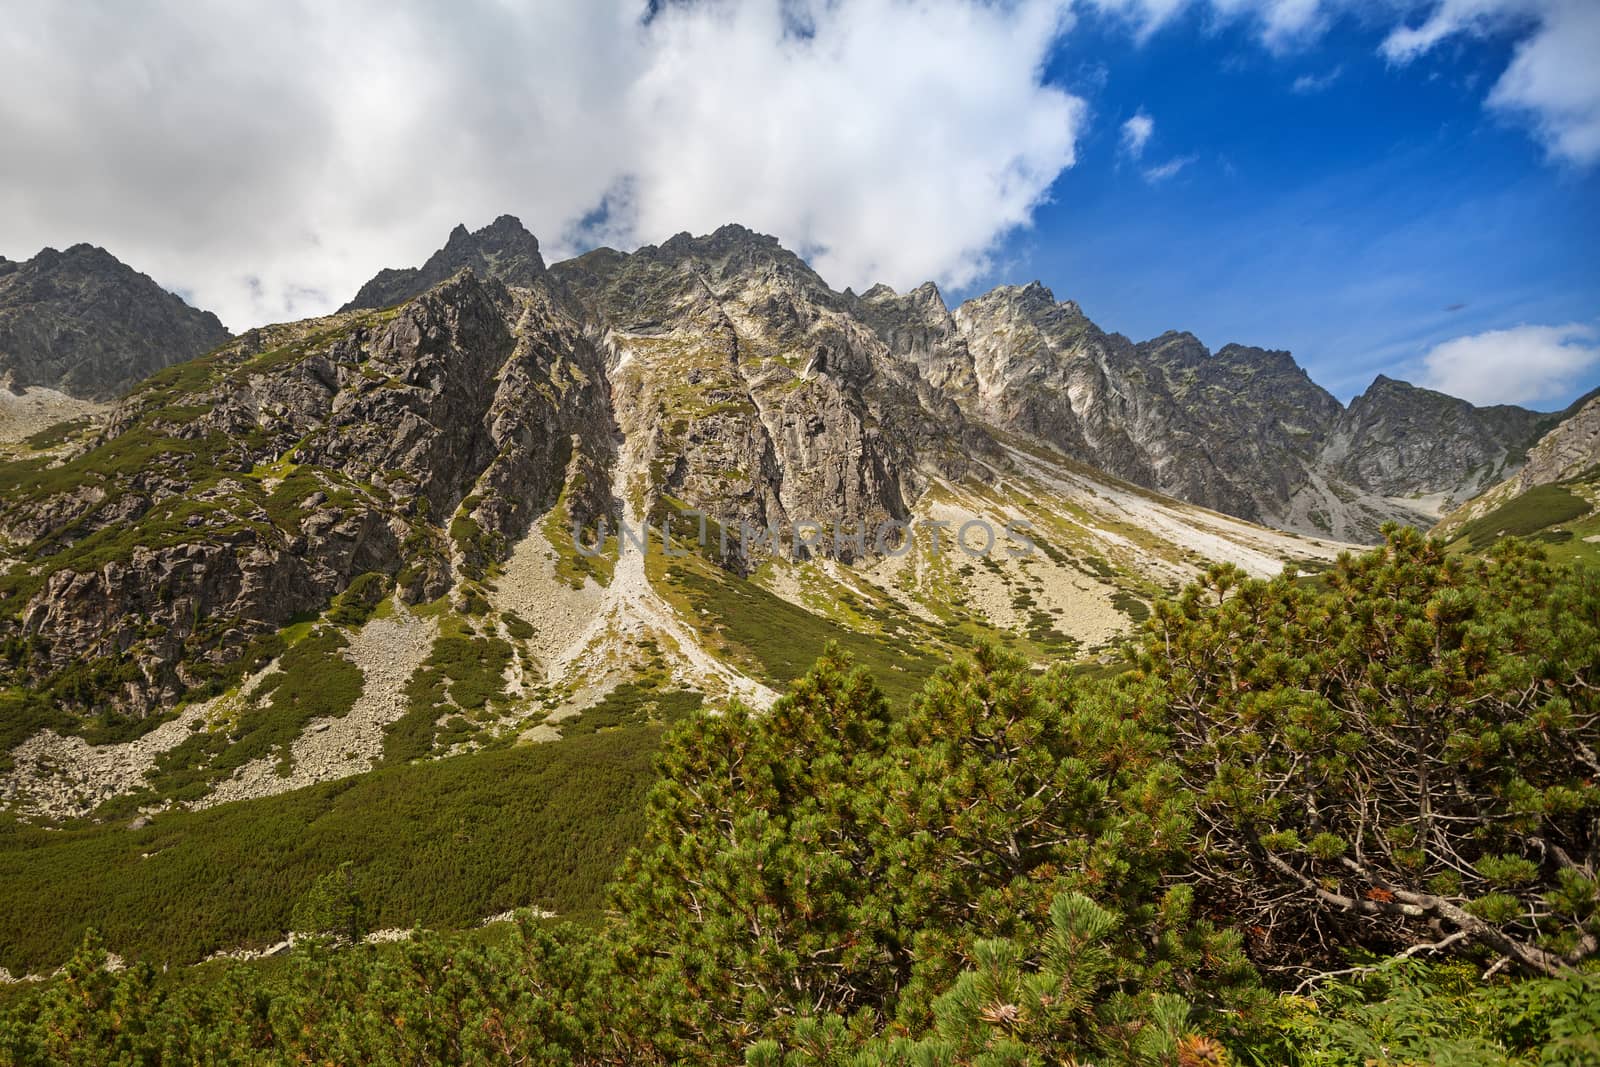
[0,532,1596,1064]
[1130,529,1599,975]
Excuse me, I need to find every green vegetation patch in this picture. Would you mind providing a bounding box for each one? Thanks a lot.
[561,683,702,737]
[382,621,514,764]
[21,416,93,451]
[1448,483,1593,551]
[542,480,616,589]
[663,558,943,707]
[145,626,363,801]
[326,572,392,629]
[0,689,71,775]
[0,726,660,972]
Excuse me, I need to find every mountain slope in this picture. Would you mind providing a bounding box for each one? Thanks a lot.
[0,270,613,719]
[339,217,1553,545]
[1322,374,1546,509]
[5,218,1573,823]
[0,244,230,400]
[1432,388,1600,563]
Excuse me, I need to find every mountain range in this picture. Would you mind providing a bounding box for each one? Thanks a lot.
[0,216,1595,822]
[5,218,1562,540]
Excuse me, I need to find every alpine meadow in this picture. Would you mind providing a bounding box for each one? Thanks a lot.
[2,1,1599,1064]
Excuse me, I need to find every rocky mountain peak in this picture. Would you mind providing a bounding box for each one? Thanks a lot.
[0,242,230,400]
[1326,371,1546,505]
[1138,330,1208,364]
[907,281,946,311]
[1213,343,1319,383]
[340,215,546,313]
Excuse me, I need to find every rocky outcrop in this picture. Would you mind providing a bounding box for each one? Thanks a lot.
[1433,388,1600,539]
[1511,389,1600,489]
[551,224,986,565]
[849,281,977,399]
[1321,375,1545,506]
[951,284,1550,540]
[1,270,615,713]
[2,219,1570,723]
[0,244,230,400]
[340,215,547,312]
[954,286,1330,526]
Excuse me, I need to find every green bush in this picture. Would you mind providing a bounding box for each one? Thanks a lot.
[1127,528,1600,975]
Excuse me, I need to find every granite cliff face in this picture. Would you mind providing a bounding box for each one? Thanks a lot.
[947,281,1554,540]
[1508,388,1600,490]
[0,244,230,400]
[1432,388,1600,544]
[549,224,985,565]
[14,217,1571,817]
[952,285,1358,528]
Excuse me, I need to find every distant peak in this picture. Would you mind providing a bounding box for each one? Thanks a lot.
[486,213,527,232]
[860,282,897,300]
[1217,343,1297,365]
[1140,330,1209,361]
[340,213,545,312]
[1361,373,1422,398]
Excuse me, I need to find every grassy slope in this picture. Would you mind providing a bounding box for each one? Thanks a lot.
[1442,466,1599,565]
[654,548,953,709]
[0,726,660,974]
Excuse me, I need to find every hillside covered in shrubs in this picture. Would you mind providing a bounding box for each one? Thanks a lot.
[2,530,1597,1065]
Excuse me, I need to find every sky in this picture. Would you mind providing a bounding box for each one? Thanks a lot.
[1,0,1596,410]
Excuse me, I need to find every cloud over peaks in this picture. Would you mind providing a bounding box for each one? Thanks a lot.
[0,0,1086,330]
[1418,323,1600,407]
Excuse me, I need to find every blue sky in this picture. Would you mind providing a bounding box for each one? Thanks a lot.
[977,4,1600,406]
[3,0,1596,410]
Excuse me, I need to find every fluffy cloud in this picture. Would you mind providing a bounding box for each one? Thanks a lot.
[1485,1,1600,166]
[1418,323,1600,407]
[0,0,1085,331]
[1384,0,1600,166]
[1120,111,1155,157]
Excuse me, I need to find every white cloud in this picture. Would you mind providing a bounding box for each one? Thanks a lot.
[1418,323,1600,407]
[1291,64,1343,93]
[1382,0,1600,166]
[1142,154,1198,182]
[0,0,1085,331]
[1486,0,1600,166]
[1083,0,1330,50]
[1121,111,1155,157]
[1379,0,1532,63]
